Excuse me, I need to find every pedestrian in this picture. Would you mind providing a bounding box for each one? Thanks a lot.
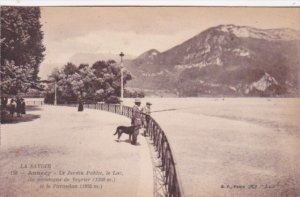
[131,98,142,145]
[4,97,8,108]
[141,102,152,136]
[20,98,26,115]
[16,97,21,117]
[9,99,16,117]
[1,96,8,109]
[78,98,84,112]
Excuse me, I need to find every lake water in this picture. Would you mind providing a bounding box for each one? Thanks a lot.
[123,97,300,197]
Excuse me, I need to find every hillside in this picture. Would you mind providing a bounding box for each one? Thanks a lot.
[125,25,300,97]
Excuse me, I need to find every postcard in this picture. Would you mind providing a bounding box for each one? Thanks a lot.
[1,5,299,197]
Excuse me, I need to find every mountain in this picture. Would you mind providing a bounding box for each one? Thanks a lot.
[69,52,135,66]
[125,24,300,97]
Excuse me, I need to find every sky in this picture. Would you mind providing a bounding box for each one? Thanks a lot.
[39,7,300,79]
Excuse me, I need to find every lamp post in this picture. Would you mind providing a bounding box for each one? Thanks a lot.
[119,52,124,102]
[54,80,57,106]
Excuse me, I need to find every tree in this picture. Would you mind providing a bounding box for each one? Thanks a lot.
[1,7,45,95]
[91,60,132,100]
[44,60,132,104]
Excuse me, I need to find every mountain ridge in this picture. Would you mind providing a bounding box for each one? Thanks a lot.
[125,24,300,97]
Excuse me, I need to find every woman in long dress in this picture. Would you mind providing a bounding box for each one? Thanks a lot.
[16,97,21,117]
[78,99,84,112]
[21,98,26,115]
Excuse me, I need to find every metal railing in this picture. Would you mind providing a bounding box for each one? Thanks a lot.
[56,102,183,197]
[146,114,183,197]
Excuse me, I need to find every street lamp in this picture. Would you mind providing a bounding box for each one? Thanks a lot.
[54,80,57,105]
[119,52,124,102]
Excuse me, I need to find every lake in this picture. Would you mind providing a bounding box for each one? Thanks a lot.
[123,97,300,197]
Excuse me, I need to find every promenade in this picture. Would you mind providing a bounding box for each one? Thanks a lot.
[0,105,153,197]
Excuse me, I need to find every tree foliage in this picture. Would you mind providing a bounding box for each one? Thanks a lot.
[1,7,45,95]
[45,60,132,104]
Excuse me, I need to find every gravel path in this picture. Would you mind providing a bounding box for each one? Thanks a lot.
[0,105,153,197]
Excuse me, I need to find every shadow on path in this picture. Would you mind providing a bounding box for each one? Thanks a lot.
[1,105,42,124]
[1,114,40,124]
[0,145,68,160]
[114,139,141,146]
[26,105,43,111]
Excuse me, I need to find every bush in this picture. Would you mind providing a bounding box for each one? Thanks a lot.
[105,96,121,104]
[124,89,145,98]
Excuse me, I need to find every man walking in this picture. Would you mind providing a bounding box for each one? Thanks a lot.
[131,98,142,145]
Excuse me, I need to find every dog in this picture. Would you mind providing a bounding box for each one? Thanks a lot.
[113,125,137,142]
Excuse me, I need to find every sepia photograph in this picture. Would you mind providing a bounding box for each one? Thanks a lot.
[1,4,300,197]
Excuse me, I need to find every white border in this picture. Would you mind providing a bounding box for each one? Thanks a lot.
[1,0,300,6]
